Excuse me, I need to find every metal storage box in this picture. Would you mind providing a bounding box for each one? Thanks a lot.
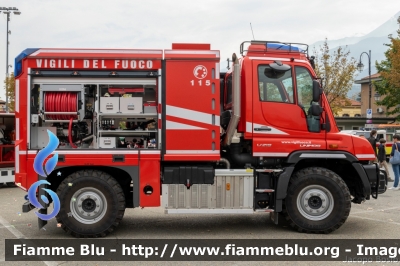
[162,169,254,212]
[144,102,157,114]
[100,97,119,113]
[99,137,116,148]
[120,97,143,114]
[30,127,57,149]
[0,167,14,183]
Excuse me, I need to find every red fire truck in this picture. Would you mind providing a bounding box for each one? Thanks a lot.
[14,41,386,237]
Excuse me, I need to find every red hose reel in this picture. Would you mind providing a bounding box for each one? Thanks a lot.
[44,92,78,120]
[44,92,79,148]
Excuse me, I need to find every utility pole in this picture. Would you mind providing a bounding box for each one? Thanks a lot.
[0,7,21,112]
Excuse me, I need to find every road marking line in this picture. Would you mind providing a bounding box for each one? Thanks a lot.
[0,215,26,239]
[351,215,400,225]
[0,214,60,266]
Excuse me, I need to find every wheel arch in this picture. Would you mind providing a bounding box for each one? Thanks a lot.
[276,151,371,205]
[46,165,137,208]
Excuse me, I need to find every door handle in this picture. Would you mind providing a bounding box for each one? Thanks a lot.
[254,127,271,131]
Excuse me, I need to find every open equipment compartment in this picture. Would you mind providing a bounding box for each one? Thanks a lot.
[0,113,15,184]
[28,74,160,151]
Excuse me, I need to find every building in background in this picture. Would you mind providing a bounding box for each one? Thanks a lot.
[354,73,395,119]
[0,99,6,113]
[334,74,396,130]
[336,99,361,118]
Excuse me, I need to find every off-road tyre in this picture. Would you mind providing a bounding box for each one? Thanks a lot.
[55,170,125,238]
[282,167,351,234]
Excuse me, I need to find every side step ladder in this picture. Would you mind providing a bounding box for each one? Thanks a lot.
[254,169,283,217]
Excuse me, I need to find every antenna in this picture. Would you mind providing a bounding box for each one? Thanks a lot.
[250,23,255,40]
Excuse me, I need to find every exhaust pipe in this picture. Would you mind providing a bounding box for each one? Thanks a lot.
[223,53,241,146]
[218,158,231,169]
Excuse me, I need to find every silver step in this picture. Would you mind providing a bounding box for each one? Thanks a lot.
[255,189,275,193]
[255,209,274,213]
[256,169,283,173]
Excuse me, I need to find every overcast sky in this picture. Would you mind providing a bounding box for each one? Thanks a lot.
[1,0,400,101]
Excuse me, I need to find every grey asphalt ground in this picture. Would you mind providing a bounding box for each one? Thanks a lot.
[0,165,400,266]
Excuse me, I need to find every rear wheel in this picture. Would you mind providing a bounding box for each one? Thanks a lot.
[282,167,351,233]
[56,170,125,237]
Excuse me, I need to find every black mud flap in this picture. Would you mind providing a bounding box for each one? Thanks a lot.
[270,212,279,225]
[37,176,48,229]
[38,209,47,229]
[22,202,35,213]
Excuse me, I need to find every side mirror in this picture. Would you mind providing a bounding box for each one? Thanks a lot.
[312,80,322,102]
[310,104,323,116]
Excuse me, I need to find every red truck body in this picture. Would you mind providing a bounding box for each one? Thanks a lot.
[14,41,386,237]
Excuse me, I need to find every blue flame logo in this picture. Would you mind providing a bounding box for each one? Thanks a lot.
[27,130,60,220]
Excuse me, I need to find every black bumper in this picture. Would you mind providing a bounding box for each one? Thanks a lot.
[361,163,387,197]
[352,163,387,201]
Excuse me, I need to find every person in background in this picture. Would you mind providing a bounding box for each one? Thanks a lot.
[0,124,5,142]
[367,130,378,162]
[0,124,9,144]
[378,138,394,182]
[389,134,400,190]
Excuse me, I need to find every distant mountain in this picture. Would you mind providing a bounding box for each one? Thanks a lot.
[312,11,400,50]
[310,11,400,98]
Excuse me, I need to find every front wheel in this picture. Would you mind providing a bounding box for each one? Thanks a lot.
[282,167,351,233]
[56,170,125,237]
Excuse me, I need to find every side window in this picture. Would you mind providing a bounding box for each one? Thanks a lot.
[295,66,320,133]
[258,65,293,103]
[295,66,313,112]
[225,74,232,105]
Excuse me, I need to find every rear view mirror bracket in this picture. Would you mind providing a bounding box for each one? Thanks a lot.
[310,104,323,117]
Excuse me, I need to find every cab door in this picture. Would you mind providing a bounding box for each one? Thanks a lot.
[252,60,326,157]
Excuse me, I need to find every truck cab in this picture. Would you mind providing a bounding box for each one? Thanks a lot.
[220,41,386,211]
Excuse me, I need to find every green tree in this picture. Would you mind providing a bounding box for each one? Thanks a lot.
[313,39,358,115]
[374,17,400,119]
[3,72,15,112]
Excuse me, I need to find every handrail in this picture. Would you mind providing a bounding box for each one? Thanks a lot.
[240,40,309,56]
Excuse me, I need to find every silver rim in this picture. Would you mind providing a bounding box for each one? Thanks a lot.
[296,185,334,221]
[70,187,107,224]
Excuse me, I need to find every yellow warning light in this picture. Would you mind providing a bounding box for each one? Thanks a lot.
[329,144,339,149]
[226,183,231,191]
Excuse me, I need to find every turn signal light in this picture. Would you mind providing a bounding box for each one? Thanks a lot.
[329,144,339,149]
